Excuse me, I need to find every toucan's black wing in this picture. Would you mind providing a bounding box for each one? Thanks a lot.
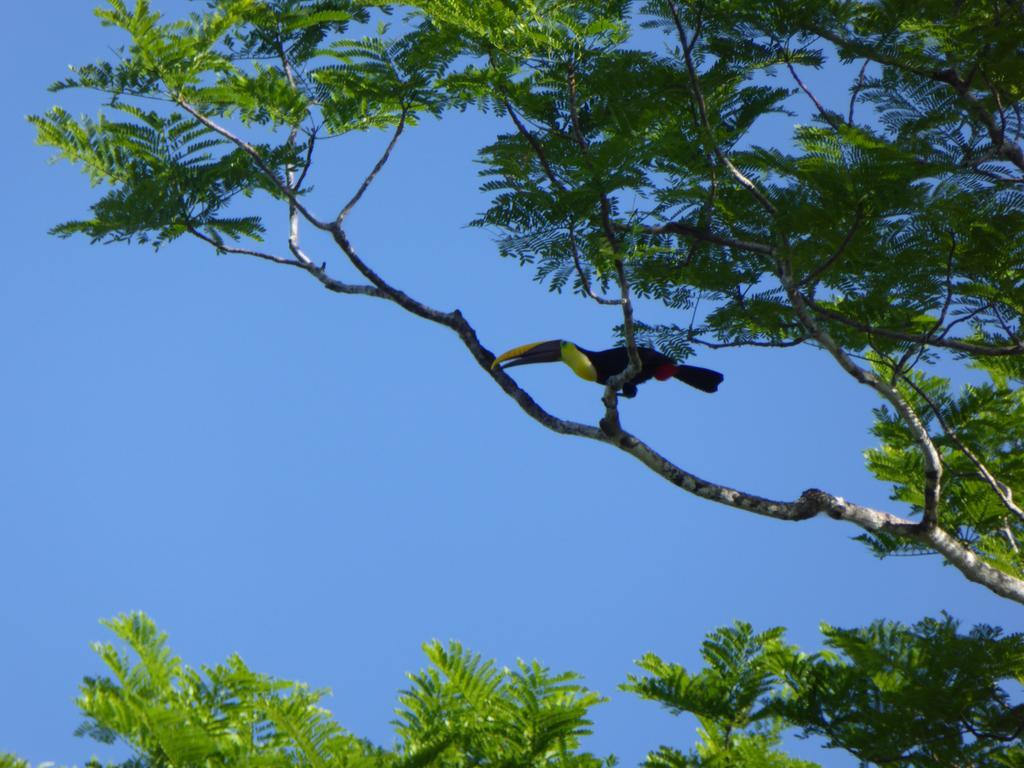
[582,347,630,383]
[582,347,676,396]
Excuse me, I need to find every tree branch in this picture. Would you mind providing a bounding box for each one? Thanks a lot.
[184,210,1024,605]
[568,221,623,306]
[599,258,641,435]
[187,226,304,267]
[932,68,1024,172]
[811,28,1024,172]
[187,225,386,298]
[900,373,1024,526]
[293,127,317,192]
[640,220,775,256]
[806,299,1024,356]
[777,257,944,529]
[412,266,1024,606]
[786,58,843,132]
[848,59,869,125]
[337,108,408,224]
[800,211,862,288]
[276,45,317,269]
[565,57,622,252]
[502,98,567,193]
[501,97,624,308]
[327,223,458,325]
[668,0,777,216]
[176,98,331,232]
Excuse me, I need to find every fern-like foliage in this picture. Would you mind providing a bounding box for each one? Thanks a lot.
[438,0,1024,374]
[628,616,1024,768]
[31,0,458,251]
[8,614,1024,768]
[625,622,817,768]
[395,640,610,768]
[32,104,273,247]
[74,612,381,767]
[33,614,611,768]
[864,361,1024,569]
[773,615,1024,768]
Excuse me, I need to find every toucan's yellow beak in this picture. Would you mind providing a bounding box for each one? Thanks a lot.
[491,340,563,370]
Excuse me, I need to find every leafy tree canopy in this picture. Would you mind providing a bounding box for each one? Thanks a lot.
[30,0,1024,602]
[24,4,1024,765]
[4,613,1023,767]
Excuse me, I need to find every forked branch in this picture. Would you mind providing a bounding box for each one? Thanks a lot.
[185,180,1024,605]
[900,373,1024,526]
[140,30,1024,606]
[777,256,944,530]
[338,108,408,224]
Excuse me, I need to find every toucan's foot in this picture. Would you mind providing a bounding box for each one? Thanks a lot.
[621,383,638,398]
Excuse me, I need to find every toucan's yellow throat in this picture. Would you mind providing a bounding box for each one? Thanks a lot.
[558,341,598,381]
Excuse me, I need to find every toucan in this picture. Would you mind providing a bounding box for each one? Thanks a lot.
[491,340,723,398]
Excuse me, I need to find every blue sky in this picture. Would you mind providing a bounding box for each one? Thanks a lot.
[2,3,1021,767]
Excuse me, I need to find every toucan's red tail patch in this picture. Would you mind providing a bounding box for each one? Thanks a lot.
[653,363,677,381]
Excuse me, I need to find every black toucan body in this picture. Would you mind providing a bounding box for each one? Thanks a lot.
[492,340,723,398]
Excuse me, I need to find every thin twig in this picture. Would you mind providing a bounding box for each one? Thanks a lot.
[565,57,589,150]
[337,108,408,224]
[293,126,317,192]
[277,45,316,268]
[800,211,862,287]
[643,220,775,256]
[687,334,808,349]
[786,58,842,131]
[562,55,640,407]
[187,224,385,297]
[502,98,567,193]
[503,97,618,307]
[992,304,1023,345]
[187,226,303,266]
[778,257,943,529]
[888,240,958,379]
[979,65,1008,141]
[568,220,623,305]
[848,59,869,125]
[176,98,330,231]
[933,238,958,333]
[900,373,1024,526]
[565,57,621,250]
[806,299,1024,356]
[668,0,777,216]
[935,302,997,344]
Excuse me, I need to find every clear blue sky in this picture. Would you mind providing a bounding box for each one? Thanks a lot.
[2,4,1020,767]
